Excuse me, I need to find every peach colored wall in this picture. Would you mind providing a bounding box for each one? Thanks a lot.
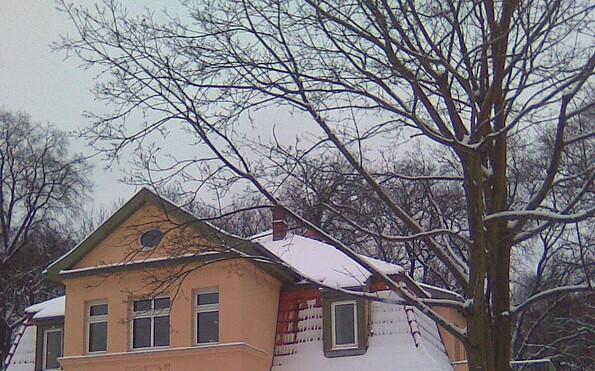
[75,204,213,269]
[59,343,267,371]
[432,306,468,371]
[62,259,281,371]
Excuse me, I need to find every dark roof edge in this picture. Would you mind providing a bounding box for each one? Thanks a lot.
[45,188,151,280]
[46,188,298,284]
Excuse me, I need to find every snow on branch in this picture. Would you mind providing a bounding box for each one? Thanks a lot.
[485,207,595,224]
[373,171,464,182]
[323,201,472,247]
[564,129,595,146]
[511,284,593,315]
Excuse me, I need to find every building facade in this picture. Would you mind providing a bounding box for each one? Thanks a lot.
[5,189,467,371]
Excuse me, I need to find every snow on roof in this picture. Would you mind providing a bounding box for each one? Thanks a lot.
[4,297,65,370]
[254,231,403,288]
[417,283,463,301]
[4,325,36,371]
[58,252,219,276]
[26,296,65,319]
[272,290,453,371]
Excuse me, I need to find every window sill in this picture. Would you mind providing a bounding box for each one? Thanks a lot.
[324,347,367,358]
[130,345,169,352]
[86,350,107,355]
[331,343,358,350]
[194,341,220,347]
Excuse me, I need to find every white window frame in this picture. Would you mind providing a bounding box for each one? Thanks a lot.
[86,301,108,353]
[331,300,358,349]
[130,297,170,350]
[194,289,219,345]
[42,328,63,371]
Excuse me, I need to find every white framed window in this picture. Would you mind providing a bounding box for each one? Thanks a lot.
[42,328,63,370]
[87,301,108,353]
[131,297,170,349]
[194,290,219,344]
[331,300,358,349]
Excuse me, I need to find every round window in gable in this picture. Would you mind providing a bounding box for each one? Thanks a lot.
[140,229,164,249]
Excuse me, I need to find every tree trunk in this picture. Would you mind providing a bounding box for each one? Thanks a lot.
[0,315,9,365]
[492,241,512,371]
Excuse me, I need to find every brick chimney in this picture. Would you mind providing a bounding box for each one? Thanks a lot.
[303,228,319,240]
[272,205,288,241]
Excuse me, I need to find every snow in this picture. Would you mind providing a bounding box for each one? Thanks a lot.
[4,325,36,371]
[26,295,65,319]
[417,283,463,300]
[485,208,594,223]
[254,232,403,288]
[481,165,493,178]
[4,297,65,370]
[562,85,576,97]
[58,252,214,275]
[272,290,453,371]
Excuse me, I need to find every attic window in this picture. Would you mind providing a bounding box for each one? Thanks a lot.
[331,300,358,349]
[140,229,164,249]
[322,291,368,358]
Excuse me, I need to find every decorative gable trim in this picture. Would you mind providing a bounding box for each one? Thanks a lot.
[45,188,159,279]
[45,188,297,284]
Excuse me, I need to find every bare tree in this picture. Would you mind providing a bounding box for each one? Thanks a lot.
[511,231,594,370]
[57,0,594,370]
[0,110,89,362]
[272,152,467,287]
[510,107,594,369]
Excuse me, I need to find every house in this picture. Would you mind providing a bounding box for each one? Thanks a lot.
[4,188,468,371]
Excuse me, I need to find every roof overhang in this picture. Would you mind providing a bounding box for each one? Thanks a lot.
[46,188,299,285]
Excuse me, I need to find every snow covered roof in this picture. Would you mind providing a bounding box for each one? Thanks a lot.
[25,295,65,319]
[4,324,36,371]
[4,297,65,371]
[254,231,404,289]
[272,290,453,371]
[47,189,405,290]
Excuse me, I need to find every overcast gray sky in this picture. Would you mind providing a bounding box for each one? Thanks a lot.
[0,1,138,209]
[0,0,289,212]
[0,1,410,215]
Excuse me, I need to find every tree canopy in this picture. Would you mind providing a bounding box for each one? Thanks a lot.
[0,109,90,363]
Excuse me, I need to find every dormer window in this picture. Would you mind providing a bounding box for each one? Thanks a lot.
[331,300,358,349]
[140,229,164,249]
[322,291,368,358]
